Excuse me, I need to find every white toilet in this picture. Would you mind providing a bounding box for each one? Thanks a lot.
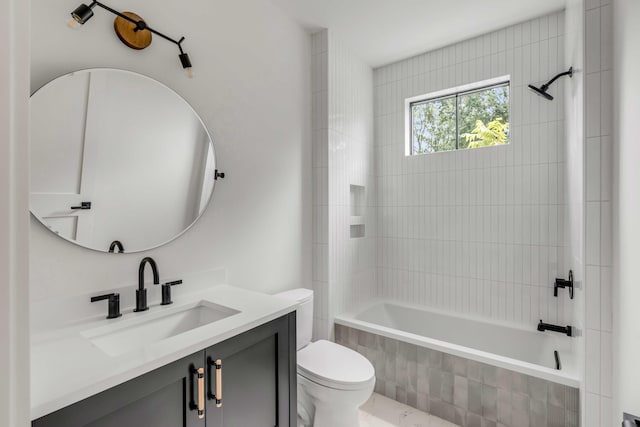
[275,288,375,427]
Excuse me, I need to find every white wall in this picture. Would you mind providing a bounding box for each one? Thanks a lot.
[374,12,570,328]
[30,0,312,301]
[0,0,31,425]
[613,0,640,420]
[311,30,375,340]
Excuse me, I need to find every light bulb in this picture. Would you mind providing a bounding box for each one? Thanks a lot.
[67,18,79,28]
[186,68,193,78]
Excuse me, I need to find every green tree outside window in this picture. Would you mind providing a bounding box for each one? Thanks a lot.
[411,83,509,154]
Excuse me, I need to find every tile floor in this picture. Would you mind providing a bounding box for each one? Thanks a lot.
[359,393,458,427]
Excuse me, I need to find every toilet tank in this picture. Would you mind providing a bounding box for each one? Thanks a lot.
[274,288,313,350]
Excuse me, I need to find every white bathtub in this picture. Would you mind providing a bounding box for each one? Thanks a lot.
[335,301,580,388]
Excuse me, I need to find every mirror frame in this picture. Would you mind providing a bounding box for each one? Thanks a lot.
[30,68,218,254]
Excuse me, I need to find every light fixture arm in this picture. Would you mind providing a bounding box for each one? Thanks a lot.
[178,37,187,54]
[89,1,185,47]
[70,1,193,77]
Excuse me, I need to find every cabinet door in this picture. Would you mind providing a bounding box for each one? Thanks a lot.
[32,352,206,427]
[205,313,296,427]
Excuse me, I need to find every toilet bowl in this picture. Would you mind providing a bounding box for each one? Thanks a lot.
[297,339,375,427]
[275,289,375,427]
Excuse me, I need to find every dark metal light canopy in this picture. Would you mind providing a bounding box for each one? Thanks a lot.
[68,1,193,78]
[528,67,573,101]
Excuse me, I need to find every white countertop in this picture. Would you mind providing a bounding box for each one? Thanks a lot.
[30,283,297,420]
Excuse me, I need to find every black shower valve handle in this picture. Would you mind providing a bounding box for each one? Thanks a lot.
[554,270,574,299]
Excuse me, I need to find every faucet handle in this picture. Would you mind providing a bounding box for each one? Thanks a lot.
[156,280,182,305]
[554,270,574,299]
[90,293,122,319]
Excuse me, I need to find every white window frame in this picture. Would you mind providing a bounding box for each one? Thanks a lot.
[404,75,511,156]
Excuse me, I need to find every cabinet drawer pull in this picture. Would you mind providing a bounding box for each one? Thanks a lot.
[208,358,223,407]
[190,366,205,419]
[198,367,205,418]
[215,360,222,408]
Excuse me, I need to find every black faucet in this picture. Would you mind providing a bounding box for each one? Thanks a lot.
[135,257,159,312]
[537,320,573,337]
[108,240,125,253]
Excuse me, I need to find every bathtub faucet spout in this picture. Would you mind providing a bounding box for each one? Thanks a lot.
[537,320,573,337]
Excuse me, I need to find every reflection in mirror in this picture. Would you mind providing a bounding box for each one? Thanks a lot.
[30,69,216,253]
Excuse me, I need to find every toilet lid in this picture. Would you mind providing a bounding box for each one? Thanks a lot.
[297,340,375,390]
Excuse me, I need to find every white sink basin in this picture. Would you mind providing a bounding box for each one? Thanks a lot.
[82,301,240,357]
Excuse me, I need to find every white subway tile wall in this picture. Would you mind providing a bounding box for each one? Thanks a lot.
[328,29,377,325]
[373,11,569,328]
[311,30,331,340]
[312,30,376,340]
[563,1,586,424]
[583,0,614,426]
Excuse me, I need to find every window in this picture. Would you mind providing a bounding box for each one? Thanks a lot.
[408,79,510,155]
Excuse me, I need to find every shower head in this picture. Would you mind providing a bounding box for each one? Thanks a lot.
[528,83,554,100]
[528,66,573,101]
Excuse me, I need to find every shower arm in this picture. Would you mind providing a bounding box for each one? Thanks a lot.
[542,67,573,89]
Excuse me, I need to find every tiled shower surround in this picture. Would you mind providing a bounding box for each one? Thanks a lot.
[336,324,579,427]
[312,5,613,424]
[374,10,569,327]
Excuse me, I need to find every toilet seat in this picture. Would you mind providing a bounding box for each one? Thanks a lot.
[297,340,375,391]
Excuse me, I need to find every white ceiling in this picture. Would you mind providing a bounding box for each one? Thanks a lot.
[270,0,566,67]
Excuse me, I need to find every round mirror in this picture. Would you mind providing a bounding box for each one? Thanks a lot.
[30,69,217,253]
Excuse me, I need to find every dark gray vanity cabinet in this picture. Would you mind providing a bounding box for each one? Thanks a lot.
[32,313,297,427]
[205,314,296,427]
[32,351,205,427]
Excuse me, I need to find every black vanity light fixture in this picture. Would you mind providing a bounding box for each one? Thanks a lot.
[528,67,573,101]
[68,1,193,78]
